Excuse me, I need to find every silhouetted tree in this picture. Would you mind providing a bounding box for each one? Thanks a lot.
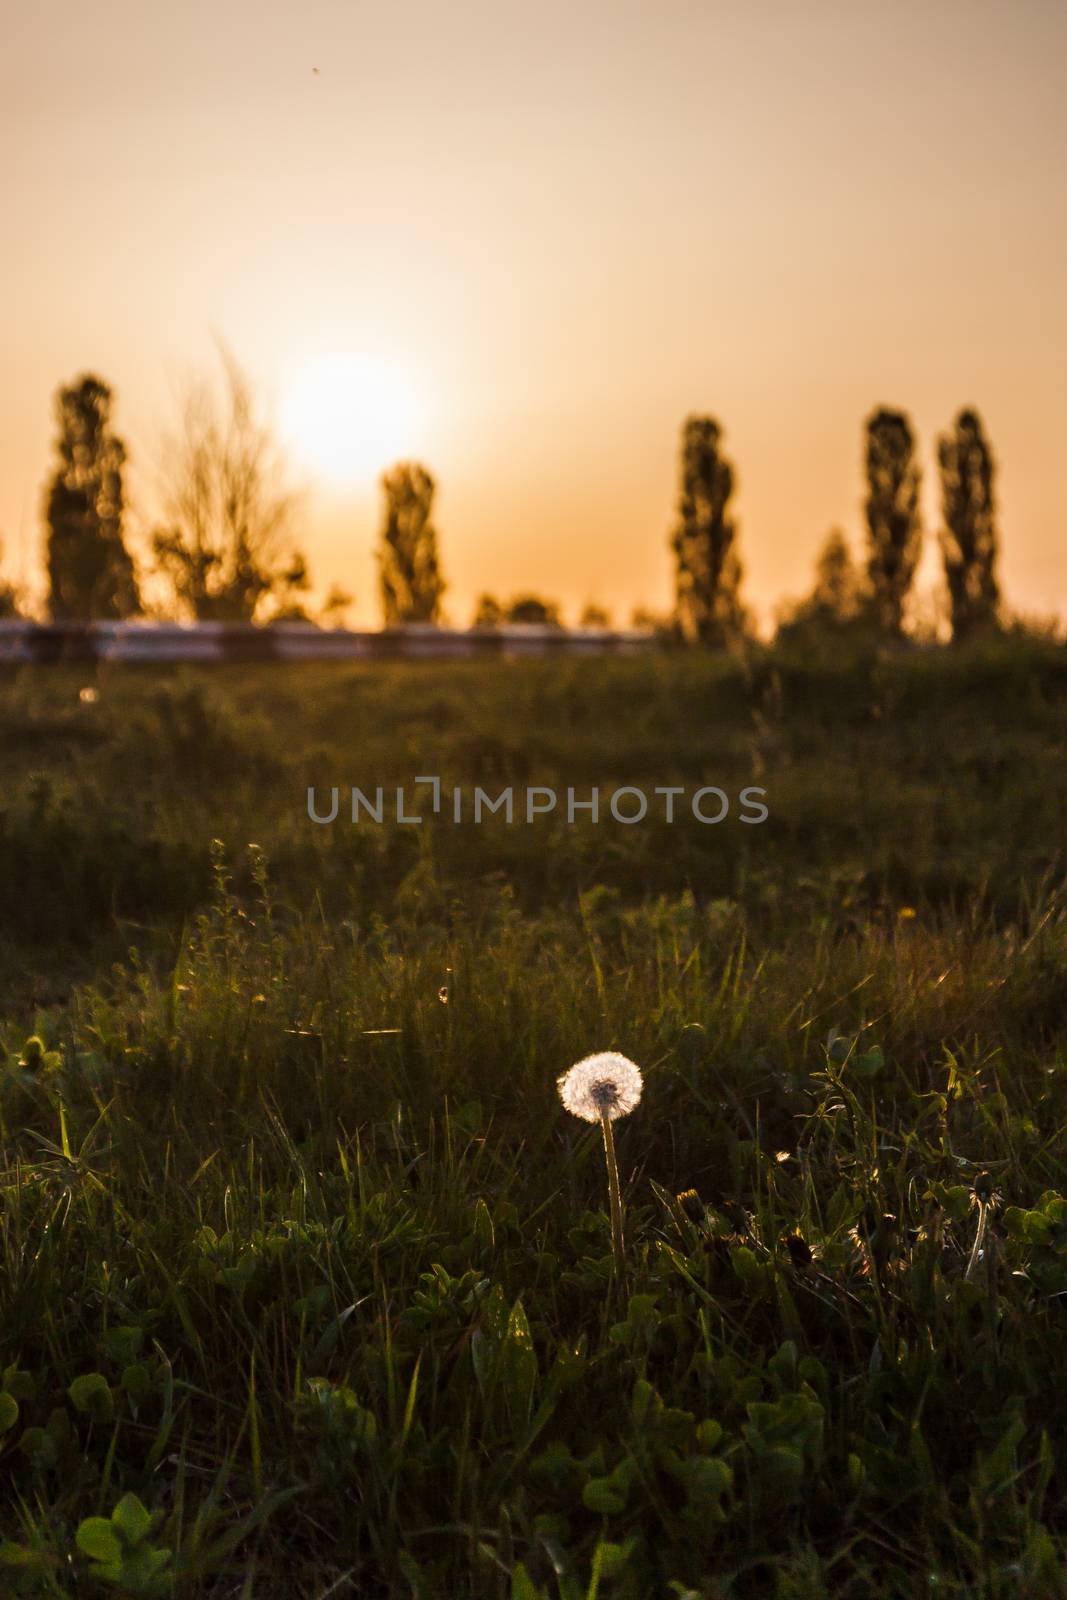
[472,593,504,627]
[671,415,743,643]
[44,375,140,621]
[811,530,864,619]
[319,585,354,627]
[631,605,670,632]
[776,529,872,644]
[505,595,562,626]
[152,349,308,622]
[0,539,20,618]
[938,408,1000,641]
[378,463,445,624]
[472,594,563,626]
[579,602,612,628]
[268,585,355,627]
[863,408,921,636]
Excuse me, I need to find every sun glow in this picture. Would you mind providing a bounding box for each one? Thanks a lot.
[280,354,422,486]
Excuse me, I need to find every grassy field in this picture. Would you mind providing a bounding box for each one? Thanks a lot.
[1,636,1066,1598]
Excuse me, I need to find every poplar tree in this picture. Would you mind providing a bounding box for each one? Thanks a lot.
[45,375,140,620]
[863,407,922,637]
[671,415,743,643]
[378,463,446,624]
[938,408,1000,641]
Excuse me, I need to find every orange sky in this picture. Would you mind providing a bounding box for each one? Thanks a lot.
[3,0,1065,629]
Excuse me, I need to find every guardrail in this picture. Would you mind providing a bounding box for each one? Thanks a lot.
[0,620,656,665]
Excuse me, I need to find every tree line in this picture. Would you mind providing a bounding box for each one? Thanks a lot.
[0,353,1004,644]
[672,407,1001,646]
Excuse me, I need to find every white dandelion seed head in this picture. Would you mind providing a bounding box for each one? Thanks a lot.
[557,1051,643,1123]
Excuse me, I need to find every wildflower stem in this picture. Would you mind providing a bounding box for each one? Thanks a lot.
[600,1109,626,1285]
[964,1199,988,1282]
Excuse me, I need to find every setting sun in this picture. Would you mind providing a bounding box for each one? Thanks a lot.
[279,353,421,487]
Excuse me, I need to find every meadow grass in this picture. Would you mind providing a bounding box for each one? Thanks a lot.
[0,636,1066,1597]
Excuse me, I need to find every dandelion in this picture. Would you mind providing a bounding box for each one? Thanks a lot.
[557,1051,643,1284]
[965,1170,1000,1282]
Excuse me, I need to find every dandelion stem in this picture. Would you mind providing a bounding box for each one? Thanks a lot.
[965,1199,988,1282]
[600,1109,626,1285]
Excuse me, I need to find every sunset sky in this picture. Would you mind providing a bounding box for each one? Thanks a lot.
[3,0,1065,629]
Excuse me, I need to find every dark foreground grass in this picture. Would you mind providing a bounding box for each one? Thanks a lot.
[1,637,1066,1597]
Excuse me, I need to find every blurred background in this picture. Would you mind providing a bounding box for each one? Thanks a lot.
[2,0,1064,634]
